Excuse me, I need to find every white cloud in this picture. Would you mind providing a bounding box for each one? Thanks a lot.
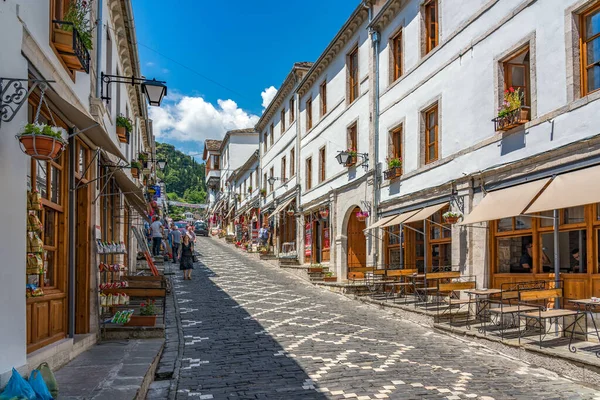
[145,61,155,67]
[261,86,277,110]
[149,95,259,144]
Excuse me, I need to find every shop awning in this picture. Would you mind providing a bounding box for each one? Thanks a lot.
[364,214,399,231]
[111,168,149,222]
[526,165,600,213]
[268,197,296,219]
[460,178,551,225]
[382,209,421,228]
[225,205,236,220]
[403,202,449,224]
[45,89,127,161]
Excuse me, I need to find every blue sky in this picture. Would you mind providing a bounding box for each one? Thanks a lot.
[132,0,358,159]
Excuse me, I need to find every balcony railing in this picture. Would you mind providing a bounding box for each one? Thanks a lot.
[52,21,90,73]
[492,106,530,132]
[383,166,402,180]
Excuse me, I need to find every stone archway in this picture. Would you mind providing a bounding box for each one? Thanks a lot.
[346,206,367,277]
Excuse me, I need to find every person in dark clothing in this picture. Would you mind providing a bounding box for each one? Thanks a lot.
[519,243,533,272]
[180,234,194,280]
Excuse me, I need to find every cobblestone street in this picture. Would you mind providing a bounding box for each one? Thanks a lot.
[171,238,600,400]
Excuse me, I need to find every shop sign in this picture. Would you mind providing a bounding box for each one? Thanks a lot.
[305,221,312,258]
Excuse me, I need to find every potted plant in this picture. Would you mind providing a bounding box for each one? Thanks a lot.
[51,0,92,71]
[259,246,268,254]
[17,123,67,160]
[260,189,267,197]
[116,115,133,144]
[345,148,357,167]
[319,209,330,219]
[126,299,157,326]
[493,87,529,131]
[356,210,369,222]
[286,208,296,217]
[384,157,402,179]
[442,211,463,224]
[323,271,337,282]
[130,161,141,178]
[248,186,253,193]
[138,152,149,168]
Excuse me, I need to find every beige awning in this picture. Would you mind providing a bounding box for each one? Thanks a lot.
[403,202,449,224]
[45,89,127,161]
[268,197,295,219]
[110,168,149,222]
[526,165,600,213]
[382,209,421,228]
[364,214,399,231]
[225,205,235,220]
[460,178,551,225]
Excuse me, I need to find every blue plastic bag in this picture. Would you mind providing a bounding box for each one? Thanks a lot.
[0,368,35,400]
[29,370,53,400]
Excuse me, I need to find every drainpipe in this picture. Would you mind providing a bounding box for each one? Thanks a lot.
[68,130,76,338]
[95,0,103,98]
[369,8,381,267]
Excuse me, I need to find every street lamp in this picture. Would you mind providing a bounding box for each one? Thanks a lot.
[267,176,280,186]
[335,151,351,165]
[101,73,168,107]
[157,159,167,170]
[141,79,167,106]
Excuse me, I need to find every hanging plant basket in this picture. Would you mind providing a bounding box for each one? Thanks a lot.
[19,135,65,160]
[356,211,369,222]
[442,211,463,225]
[319,209,330,219]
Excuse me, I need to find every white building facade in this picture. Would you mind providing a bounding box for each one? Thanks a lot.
[257,63,311,260]
[0,0,155,383]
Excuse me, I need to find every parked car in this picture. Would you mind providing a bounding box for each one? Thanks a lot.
[194,221,208,236]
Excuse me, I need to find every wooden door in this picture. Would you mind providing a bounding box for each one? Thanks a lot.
[347,206,367,276]
[75,183,90,334]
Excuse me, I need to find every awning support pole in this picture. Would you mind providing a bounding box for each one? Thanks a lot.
[553,209,560,309]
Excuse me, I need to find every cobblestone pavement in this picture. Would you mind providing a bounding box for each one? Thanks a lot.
[172,238,600,400]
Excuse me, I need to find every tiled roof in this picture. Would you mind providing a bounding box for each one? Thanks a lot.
[204,140,222,152]
[227,128,256,134]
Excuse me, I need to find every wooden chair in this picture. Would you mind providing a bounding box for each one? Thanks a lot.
[348,267,374,285]
[487,280,546,340]
[414,271,461,308]
[517,283,580,349]
[385,269,417,301]
[436,278,476,324]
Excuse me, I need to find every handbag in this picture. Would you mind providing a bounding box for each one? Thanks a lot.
[192,254,198,263]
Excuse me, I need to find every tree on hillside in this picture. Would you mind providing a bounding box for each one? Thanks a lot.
[156,142,207,203]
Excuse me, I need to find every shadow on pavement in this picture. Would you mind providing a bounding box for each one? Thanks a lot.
[175,259,327,399]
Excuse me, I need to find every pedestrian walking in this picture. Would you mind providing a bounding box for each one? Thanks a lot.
[170,223,182,263]
[180,234,194,280]
[186,225,196,251]
[258,223,270,248]
[149,216,163,256]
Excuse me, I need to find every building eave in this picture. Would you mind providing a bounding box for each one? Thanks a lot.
[297,3,371,98]
[369,0,410,32]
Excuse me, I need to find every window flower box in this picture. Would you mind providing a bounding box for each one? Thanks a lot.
[493,87,529,131]
[52,21,91,73]
[125,315,156,327]
[383,166,402,180]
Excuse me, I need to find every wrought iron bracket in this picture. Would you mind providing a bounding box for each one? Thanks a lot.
[100,72,166,104]
[450,187,465,214]
[0,78,56,129]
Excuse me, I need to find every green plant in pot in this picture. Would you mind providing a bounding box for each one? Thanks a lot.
[62,0,94,51]
[18,123,67,160]
[386,157,402,179]
[116,115,133,144]
[137,152,149,168]
[130,161,141,178]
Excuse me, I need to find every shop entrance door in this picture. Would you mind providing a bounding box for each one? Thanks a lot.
[313,219,322,264]
[347,206,367,277]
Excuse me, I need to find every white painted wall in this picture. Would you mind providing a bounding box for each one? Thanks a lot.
[299,19,372,207]
[233,157,260,209]
[0,1,28,380]
[377,0,600,204]
[220,133,259,194]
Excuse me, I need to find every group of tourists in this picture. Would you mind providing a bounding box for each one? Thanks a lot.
[147,216,196,281]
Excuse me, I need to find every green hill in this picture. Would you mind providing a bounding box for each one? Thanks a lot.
[156,142,206,206]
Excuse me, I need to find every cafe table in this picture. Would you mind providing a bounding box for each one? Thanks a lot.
[568,299,600,357]
[463,288,503,333]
